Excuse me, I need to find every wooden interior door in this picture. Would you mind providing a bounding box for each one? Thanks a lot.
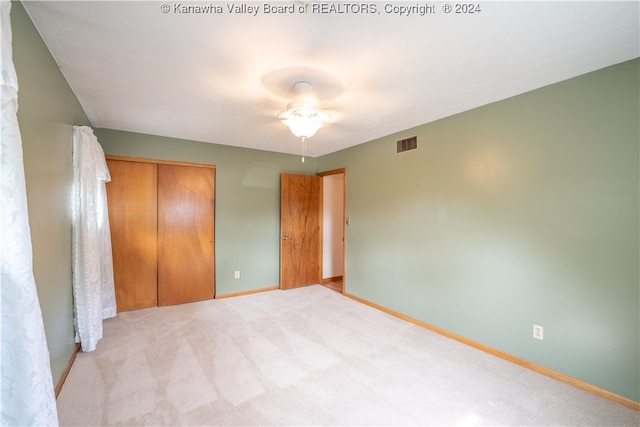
[280,173,321,289]
[157,164,215,306]
[106,160,158,311]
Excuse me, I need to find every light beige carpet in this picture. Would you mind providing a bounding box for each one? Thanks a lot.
[57,285,638,426]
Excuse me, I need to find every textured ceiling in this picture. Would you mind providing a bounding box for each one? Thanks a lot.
[23,1,639,157]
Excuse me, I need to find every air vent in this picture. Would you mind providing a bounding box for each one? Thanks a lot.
[396,136,418,153]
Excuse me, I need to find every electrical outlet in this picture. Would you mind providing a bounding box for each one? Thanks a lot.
[533,324,544,340]
[234,270,241,279]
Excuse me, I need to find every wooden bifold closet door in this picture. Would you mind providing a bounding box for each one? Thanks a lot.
[106,160,158,311]
[157,164,214,306]
[106,157,215,312]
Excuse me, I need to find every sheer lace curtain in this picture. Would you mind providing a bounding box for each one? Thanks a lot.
[0,2,59,425]
[72,126,117,352]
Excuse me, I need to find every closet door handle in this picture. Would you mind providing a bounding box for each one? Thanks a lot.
[282,235,289,240]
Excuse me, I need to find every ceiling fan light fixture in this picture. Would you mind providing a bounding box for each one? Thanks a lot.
[279,105,324,138]
[278,81,326,139]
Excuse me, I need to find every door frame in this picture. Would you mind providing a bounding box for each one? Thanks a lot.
[317,168,346,292]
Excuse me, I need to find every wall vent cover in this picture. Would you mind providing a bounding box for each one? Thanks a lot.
[397,136,418,153]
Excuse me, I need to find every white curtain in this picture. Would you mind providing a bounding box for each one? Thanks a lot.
[0,2,59,425]
[72,126,116,352]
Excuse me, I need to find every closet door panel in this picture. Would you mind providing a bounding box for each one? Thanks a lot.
[106,160,158,311]
[157,164,215,306]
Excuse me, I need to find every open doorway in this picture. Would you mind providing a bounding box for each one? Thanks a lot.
[318,169,345,294]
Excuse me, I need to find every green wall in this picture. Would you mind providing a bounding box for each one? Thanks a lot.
[11,1,91,384]
[317,59,640,401]
[95,129,315,296]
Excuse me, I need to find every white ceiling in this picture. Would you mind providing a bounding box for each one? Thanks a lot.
[23,1,639,158]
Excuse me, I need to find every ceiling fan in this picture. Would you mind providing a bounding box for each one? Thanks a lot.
[278,81,329,162]
[261,67,342,162]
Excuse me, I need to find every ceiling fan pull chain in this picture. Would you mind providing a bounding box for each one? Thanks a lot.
[301,136,307,163]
